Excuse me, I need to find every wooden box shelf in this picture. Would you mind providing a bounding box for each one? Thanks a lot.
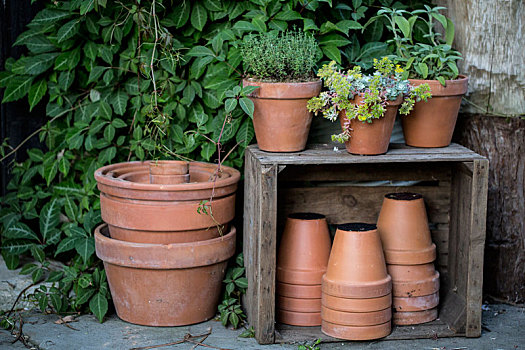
[243,143,488,345]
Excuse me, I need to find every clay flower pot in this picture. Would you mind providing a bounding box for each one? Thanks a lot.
[377,193,436,265]
[338,95,402,155]
[321,306,391,326]
[277,309,321,327]
[322,293,392,313]
[388,263,440,297]
[277,295,322,313]
[95,161,240,244]
[277,213,331,285]
[393,308,438,325]
[94,224,236,326]
[243,79,322,152]
[401,75,468,148]
[149,160,190,184]
[393,292,439,312]
[322,223,391,298]
[277,282,322,299]
[322,320,391,341]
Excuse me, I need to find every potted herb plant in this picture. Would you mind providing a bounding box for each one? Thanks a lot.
[307,57,431,155]
[370,6,468,147]
[241,30,321,152]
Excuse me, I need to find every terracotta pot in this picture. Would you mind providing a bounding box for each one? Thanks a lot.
[321,320,391,340]
[322,293,392,313]
[149,174,190,185]
[393,308,438,325]
[338,95,402,155]
[323,223,391,298]
[94,224,236,326]
[95,161,240,244]
[393,292,439,312]
[401,75,468,148]
[277,309,321,327]
[149,161,189,184]
[277,282,322,299]
[243,79,322,152]
[377,193,436,265]
[277,295,321,313]
[321,306,391,327]
[277,213,331,285]
[388,263,440,297]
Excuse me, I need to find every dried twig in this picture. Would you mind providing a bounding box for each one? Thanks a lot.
[130,330,212,350]
[6,282,35,319]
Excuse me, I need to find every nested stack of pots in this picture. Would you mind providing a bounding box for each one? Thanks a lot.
[321,223,392,340]
[377,193,440,325]
[94,160,240,326]
[276,213,331,326]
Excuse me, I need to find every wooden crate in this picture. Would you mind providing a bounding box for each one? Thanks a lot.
[243,143,488,345]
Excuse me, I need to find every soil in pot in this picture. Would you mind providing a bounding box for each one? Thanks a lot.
[377,192,436,265]
[338,95,402,155]
[401,75,468,148]
[243,79,322,153]
[94,224,236,326]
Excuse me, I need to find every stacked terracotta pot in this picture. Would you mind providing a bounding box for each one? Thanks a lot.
[276,213,331,326]
[377,193,440,325]
[321,223,392,340]
[94,160,240,326]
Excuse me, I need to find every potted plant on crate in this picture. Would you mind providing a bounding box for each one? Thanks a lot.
[368,6,468,147]
[307,58,431,155]
[241,29,321,152]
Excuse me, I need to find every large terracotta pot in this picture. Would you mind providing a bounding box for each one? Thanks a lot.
[377,193,436,265]
[401,75,468,147]
[323,223,391,298]
[94,224,236,326]
[243,79,322,152]
[338,95,402,155]
[94,161,240,244]
[277,213,331,285]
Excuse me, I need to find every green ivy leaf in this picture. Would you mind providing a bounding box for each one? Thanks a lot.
[25,35,56,54]
[30,9,71,26]
[25,53,59,75]
[57,20,80,43]
[111,90,128,116]
[322,45,341,63]
[28,79,47,111]
[236,119,255,148]
[40,199,60,242]
[55,236,80,256]
[319,34,351,47]
[200,142,216,161]
[172,2,190,28]
[191,3,208,31]
[238,97,254,117]
[187,46,215,57]
[31,245,45,263]
[4,223,40,241]
[75,237,95,264]
[89,292,108,323]
[2,75,33,103]
[224,98,237,113]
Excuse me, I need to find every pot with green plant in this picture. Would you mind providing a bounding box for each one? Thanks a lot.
[308,58,431,155]
[369,6,468,147]
[241,30,322,153]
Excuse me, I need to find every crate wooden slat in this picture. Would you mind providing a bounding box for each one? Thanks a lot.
[243,143,488,345]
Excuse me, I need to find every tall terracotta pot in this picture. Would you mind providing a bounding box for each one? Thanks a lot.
[94,224,236,326]
[401,75,468,147]
[243,79,322,152]
[95,161,240,244]
[377,193,436,265]
[338,95,402,155]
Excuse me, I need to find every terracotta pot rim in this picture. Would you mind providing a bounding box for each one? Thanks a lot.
[408,75,468,96]
[384,192,422,201]
[321,306,392,326]
[384,243,437,265]
[95,224,236,269]
[321,320,391,340]
[242,79,322,99]
[277,309,322,327]
[277,295,321,312]
[392,269,440,284]
[277,267,326,285]
[149,160,189,175]
[393,307,438,325]
[393,292,439,311]
[322,293,392,313]
[322,275,392,298]
[337,223,377,232]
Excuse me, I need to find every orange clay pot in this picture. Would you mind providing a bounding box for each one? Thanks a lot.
[323,223,391,298]
[95,161,240,244]
[338,95,402,155]
[149,160,189,184]
[277,295,321,313]
[277,213,331,285]
[377,193,436,265]
[393,292,439,312]
[321,306,391,327]
[388,263,440,297]
[322,293,392,313]
[393,308,438,325]
[94,224,235,326]
[243,79,322,152]
[321,320,391,340]
[277,309,321,327]
[277,282,322,299]
[401,75,468,148]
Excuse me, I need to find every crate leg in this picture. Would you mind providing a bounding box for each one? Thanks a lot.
[243,151,257,326]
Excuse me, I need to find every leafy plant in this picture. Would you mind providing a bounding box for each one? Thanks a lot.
[219,253,248,329]
[241,29,319,82]
[366,5,462,85]
[298,338,321,350]
[307,57,431,142]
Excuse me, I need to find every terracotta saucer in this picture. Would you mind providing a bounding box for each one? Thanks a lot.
[321,320,391,341]
[322,293,392,313]
[393,292,439,312]
[277,282,322,299]
[277,295,321,313]
[393,307,438,325]
[321,306,391,326]
[277,309,321,327]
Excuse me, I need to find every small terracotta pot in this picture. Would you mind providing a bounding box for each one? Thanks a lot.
[94,224,236,326]
[149,174,190,185]
[277,309,321,327]
[393,292,439,312]
[277,213,331,285]
[338,95,402,155]
[321,320,391,340]
[388,263,440,297]
[277,282,322,299]
[277,295,321,313]
[243,79,322,152]
[401,75,468,148]
[321,306,391,326]
[321,293,392,313]
[377,193,436,265]
[149,160,189,175]
[323,223,391,298]
[393,308,438,325]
